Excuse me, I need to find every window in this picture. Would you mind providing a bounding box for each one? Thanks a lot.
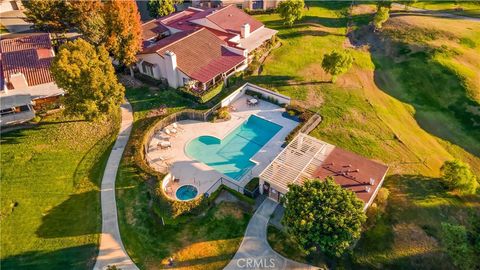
[141,61,154,77]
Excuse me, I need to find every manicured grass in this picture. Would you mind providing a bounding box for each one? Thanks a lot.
[408,1,480,18]
[0,114,118,269]
[116,87,252,269]
[252,2,480,269]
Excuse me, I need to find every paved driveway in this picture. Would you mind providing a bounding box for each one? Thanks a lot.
[225,199,317,270]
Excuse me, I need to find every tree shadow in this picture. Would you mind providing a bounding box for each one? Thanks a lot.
[36,191,101,238]
[348,26,480,156]
[0,244,97,270]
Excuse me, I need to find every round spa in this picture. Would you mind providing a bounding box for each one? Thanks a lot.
[175,185,198,201]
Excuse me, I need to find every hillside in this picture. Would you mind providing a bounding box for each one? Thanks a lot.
[252,2,480,268]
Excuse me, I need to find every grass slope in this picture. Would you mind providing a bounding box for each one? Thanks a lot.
[0,114,118,269]
[252,2,480,268]
[408,1,480,18]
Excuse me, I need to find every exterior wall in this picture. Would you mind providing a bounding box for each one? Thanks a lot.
[136,53,166,80]
[259,177,288,202]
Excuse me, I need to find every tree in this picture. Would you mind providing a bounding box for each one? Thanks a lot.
[277,0,304,27]
[69,0,106,45]
[282,178,366,257]
[104,0,143,70]
[373,6,390,30]
[51,39,125,121]
[321,50,353,83]
[440,160,478,195]
[22,0,75,33]
[441,223,476,270]
[147,0,175,18]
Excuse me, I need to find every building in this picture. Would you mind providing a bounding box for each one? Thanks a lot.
[0,34,63,126]
[259,133,389,211]
[192,0,283,10]
[137,5,277,91]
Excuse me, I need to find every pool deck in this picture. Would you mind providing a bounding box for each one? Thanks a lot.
[146,94,299,199]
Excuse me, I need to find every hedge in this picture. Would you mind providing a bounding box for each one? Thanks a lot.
[179,81,224,104]
[245,177,259,192]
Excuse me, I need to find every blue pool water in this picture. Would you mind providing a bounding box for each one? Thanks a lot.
[186,115,282,180]
[176,185,198,201]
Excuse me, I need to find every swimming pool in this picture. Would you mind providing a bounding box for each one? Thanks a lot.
[176,185,198,201]
[186,115,282,181]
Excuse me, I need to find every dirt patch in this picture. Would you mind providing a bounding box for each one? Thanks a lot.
[214,202,243,220]
[118,75,144,88]
[351,4,377,15]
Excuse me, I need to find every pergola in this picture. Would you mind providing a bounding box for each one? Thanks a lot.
[259,133,335,195]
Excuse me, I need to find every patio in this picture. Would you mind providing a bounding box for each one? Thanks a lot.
[146,93,299,200]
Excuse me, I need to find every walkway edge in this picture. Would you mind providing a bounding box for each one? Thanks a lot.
[94,102,138,270]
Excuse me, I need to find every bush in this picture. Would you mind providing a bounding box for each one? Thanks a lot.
[179,82,224,104]
[213,106,230,121]
[441,222,476,270]
[283,106,315,144]
[134,72,165,87]
[440,160,478,195]
[31,115,42,123]
[244,8,277,15]
[170,195,206,217]
[245,177,259,192]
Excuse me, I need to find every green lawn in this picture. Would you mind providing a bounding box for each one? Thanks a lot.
[116,87,253,269]
[408,1,480,18]
[0,114,118,269]
[251,2,480,269]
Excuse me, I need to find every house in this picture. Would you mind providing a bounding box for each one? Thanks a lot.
[0,34,63,126]
[192,0,283,11]
[259,133,389,211]
[136,5,277,91]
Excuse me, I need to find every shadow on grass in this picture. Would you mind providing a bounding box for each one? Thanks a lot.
[353,174,462,269]
[36,191,100,238]
[348,26,480,156]
[0,244,98,270]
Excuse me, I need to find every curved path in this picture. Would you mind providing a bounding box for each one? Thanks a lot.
[392,3,480,22]
[94,102,138,270]
[224,199,317,270]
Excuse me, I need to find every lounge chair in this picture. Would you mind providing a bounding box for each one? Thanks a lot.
[159,141,171,149]
[164,128,176,136]
[172,122,183,131]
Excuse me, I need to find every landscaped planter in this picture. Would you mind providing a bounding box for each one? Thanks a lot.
[282,112,301,122]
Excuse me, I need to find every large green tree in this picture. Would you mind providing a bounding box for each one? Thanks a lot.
[440,160,478,195]
[373,6,390,30]
[22,0,75,33]
[282,178,366,257]
[277,0,304,27]
[147,0,175,18]
[51,39,124,121]
[104,0,143,71]
[321,50,353,83]
[70,0,106,45]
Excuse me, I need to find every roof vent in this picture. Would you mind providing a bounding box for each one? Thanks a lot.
[365,186,371,193]
[369,178,375,186]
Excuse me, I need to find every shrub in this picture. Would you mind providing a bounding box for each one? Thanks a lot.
[441,222,476,269]
[178,81,224,104]
[213,106,230,121]
[440,160,478,195]
[376,187,390,209]
[31,115,42,123]
[245,177,259,192]
[134,72,164,87]
[170,195,206,217]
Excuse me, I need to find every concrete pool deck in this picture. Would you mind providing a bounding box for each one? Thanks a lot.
[146,94,299,199]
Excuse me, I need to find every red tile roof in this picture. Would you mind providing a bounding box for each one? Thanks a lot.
[313,147,389,205]
[206,5,263,34]
[0,34,54,90]
[142,28,245,83]
[160,7,205,31]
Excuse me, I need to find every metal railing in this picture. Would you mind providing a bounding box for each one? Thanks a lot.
[204,177,244,197]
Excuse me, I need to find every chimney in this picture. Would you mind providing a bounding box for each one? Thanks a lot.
[164,51,178,88]
[241,23,250,38]
[9,73,29,90]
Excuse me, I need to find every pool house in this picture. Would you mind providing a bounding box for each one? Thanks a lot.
[259,133,389,211]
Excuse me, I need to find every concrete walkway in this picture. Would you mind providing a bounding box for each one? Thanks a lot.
[94,102,138,270]
[225,199,317,270]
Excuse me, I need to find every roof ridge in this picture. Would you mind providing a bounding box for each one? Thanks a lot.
[205,4,232,18]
